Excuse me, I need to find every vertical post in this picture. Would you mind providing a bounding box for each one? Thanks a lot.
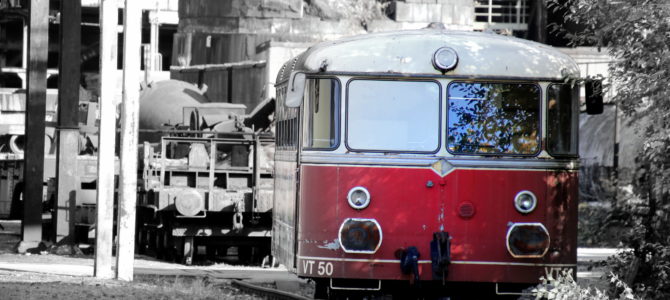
[613,97,619,200]
[116,0,141,281]
[21,22,27,89]
[488,0,493,24]
[516,0,521,24]
[527,0,547,43]
[95,0,118,279]
[54,0,81,244]
[536,0,547,43]
[227,67,233,103]
[149,12,159,71]
[19,0,49,253]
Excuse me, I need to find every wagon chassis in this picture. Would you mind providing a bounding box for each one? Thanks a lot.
[137,133,274,265]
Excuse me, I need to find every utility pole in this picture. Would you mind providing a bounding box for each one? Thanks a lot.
[116,0,141,281]
[54,0,81,244]
[95,0,118,279]
[18,0,48,253]
[527,0,547,44]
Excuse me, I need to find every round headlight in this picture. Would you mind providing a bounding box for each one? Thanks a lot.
[347,186,371,210]
[514,191,537,214]
[432,47,458,72]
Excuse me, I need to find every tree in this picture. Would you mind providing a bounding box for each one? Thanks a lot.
[549,0,670,298]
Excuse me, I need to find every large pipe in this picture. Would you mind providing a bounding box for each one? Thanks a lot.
[139,80,207,142]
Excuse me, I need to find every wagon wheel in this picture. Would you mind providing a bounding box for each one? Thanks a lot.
[219,246,229,260]
[146,229,156,255]
[163,229,176,261]
[135,212,145,254]
[237,246,252,265]
[9,181,23,220]
[205,245,217,262]
[136,228,146,254]
[182,236,194,265]
[172,237,183,263]
[261,255,279,268]
[155,228,165,259]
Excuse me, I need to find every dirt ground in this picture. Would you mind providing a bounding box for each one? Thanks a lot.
[0,220,268,299]
[0,270,264,300]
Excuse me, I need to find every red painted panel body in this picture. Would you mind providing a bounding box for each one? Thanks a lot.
[296,164,577,284]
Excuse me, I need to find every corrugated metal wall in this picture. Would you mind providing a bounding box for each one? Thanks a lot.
[170,62,268,112]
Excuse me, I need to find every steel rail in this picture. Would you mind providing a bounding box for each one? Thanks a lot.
[231,279,312,300]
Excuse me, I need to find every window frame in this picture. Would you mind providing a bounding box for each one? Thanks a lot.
[345,78,443,154]
[546,83,579,158]
[301,76,342,151]
[446,80,543,157]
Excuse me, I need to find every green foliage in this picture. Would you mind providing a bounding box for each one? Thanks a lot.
[607,244,670,299]
[549,0,670,118]
[578,202,621,247]
[549,0,670,298]
[531,270,637,300]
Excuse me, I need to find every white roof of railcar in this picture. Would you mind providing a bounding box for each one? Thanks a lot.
[276,29,579,84]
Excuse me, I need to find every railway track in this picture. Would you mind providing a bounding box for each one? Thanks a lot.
[231,279,312,300]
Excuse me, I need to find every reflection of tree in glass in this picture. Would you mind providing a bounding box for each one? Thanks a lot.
[448,83,540,154]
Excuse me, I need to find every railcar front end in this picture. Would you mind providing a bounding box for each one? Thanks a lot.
[272,29,596,298]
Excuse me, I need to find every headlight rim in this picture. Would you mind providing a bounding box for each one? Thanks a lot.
[514,190,537,214]
[505,222,550,258]
[338,217,383,254]
[347,186,371,210]
[432,47,459,71]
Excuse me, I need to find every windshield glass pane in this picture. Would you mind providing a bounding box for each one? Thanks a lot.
[547,84,579,156]
[448,82,540,155]
[347,80,440,152]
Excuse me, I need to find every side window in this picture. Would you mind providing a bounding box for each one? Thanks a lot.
[547,84,579,156]
[303,78,340,149]
[275,86,298,151]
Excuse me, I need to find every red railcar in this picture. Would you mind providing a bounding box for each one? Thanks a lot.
[272,29,598,298]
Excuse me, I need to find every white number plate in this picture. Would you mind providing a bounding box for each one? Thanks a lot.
[301,260,334,276]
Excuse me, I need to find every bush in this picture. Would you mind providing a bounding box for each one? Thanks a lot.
[608,245,670,299]
[549,0,670,297]
[578,202,621,247]
[530,270,637,300]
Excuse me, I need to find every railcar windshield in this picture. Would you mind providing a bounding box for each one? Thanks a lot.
[547,84,579,156]
[347,80,441,152]
[447,82,540,155]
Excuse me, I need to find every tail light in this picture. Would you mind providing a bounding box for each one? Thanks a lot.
[506,223,549,258]
[339,218,382,254]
